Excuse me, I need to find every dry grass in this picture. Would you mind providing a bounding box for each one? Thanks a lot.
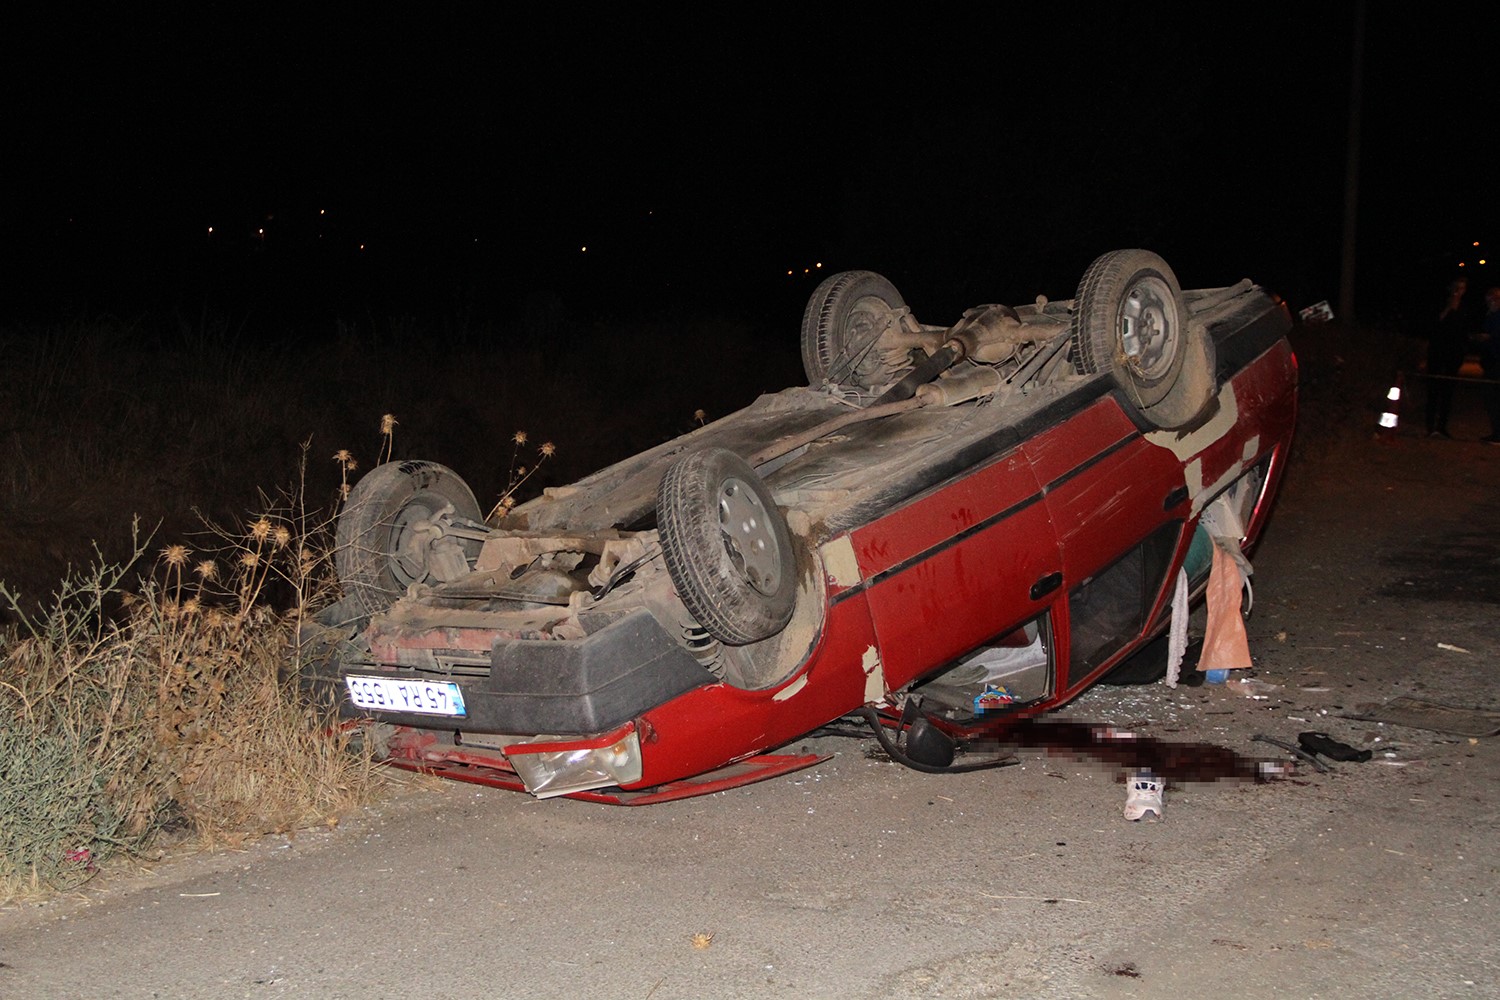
[0,496,375,902]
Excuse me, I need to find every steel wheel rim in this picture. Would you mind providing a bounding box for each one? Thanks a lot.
[390,500,441,587]
[717,476,783,596]
[1118,275,1178,379]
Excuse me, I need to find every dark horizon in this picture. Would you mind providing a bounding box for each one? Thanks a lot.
[6,6,1497,332]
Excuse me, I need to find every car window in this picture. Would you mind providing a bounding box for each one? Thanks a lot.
[1067,521,1180,676]
[906,612,1055,720]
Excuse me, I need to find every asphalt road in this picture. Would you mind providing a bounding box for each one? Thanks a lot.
[3,412,1498,1000]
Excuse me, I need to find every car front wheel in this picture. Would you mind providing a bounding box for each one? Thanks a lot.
[657,448,797,646]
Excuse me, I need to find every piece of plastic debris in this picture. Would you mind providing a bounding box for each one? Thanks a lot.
[1123,774,1164,822]
[1437,643,1470,654]
[1299,731,1372,762]
[975,684,1016,712]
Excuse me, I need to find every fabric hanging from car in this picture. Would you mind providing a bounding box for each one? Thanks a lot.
[1165,567,1190,688]
[1199,541,1252,671]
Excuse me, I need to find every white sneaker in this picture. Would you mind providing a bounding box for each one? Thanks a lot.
[1124,775,1164,821]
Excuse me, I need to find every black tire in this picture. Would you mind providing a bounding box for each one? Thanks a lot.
[1072,250,1189,410]
[801,270,907,390]
[658,448,797,646]
[335,461,483,618]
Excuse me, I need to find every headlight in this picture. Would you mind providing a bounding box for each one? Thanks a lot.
[505,724,642,799]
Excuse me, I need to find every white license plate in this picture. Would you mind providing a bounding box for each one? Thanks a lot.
[345,675,467,717]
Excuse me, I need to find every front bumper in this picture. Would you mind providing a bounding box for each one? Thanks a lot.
[302,605,718,735]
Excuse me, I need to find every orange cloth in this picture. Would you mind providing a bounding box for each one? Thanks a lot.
[1199,542,1252,671]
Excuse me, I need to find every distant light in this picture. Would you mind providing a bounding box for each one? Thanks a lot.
[804,268,810,274]
[1482,259,1489,265]
[359,243,365,250]
[1459,262,1467,267]
[1387,386,1401,401]
[258,228,264,236]
[1379,412,1398,429]
[580,245,587,252]
[815,262,823,268]
[1474,241,1481,247]
[207,226,213,234]
[320,208,326,216]
[787,270,794,276]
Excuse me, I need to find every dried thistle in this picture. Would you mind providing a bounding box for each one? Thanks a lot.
[250,518,272,543]
[240,552,260,570]
[160,544,191,568]
[195,560,219,582]
[693,409,707,426]
[690,932,715,950]
[539,441,556,458]
[379,414,398,463]
[272,525,291,549]
[512,430,528,445]
[332,449,357,472]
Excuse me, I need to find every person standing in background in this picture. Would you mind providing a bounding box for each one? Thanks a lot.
[1425,278,1470,438]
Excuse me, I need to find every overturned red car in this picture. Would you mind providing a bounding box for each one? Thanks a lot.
[300,249,1297,803]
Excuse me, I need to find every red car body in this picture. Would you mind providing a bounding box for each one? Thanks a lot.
[302,257,1297,803]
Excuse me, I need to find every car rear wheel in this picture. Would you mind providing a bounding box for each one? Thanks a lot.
[658,448,796,646]
[1072,249,1197,420]
[801,270,909,392]
[335,461,484,618]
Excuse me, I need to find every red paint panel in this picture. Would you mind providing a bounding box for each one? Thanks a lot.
[850,450,1036,578]
[1038,435,1183,577]
[631,589,882,787]
[862,498,1059,690]
[1021,399,1139,487]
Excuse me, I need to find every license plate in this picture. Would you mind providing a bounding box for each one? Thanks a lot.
[345,675,467,717]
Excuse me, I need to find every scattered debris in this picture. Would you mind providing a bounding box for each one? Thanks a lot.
[1298,731,1371,762]
[690,932,715,950]
[1252,734,1328,773]
[1436,643,1470,654]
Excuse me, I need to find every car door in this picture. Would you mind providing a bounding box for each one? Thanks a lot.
[1021,397,1188,692]
[848,443,1063,695]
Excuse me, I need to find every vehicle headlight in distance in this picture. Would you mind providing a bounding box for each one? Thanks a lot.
[505,724,643,799]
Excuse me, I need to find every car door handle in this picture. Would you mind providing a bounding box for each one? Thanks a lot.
[1163,485,1189,510]
[1030,571,1063,600]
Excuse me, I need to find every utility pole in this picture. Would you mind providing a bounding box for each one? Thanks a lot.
[1339,1,1366,326]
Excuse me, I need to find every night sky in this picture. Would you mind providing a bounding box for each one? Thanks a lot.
[6,6,1496,331]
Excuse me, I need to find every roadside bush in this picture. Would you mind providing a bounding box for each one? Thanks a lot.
[0,509,375,901]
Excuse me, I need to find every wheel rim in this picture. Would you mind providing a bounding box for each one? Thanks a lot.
[1117,275,1178,380]
[716,476,783,596]
[832,295,899,383]
[388,499,442,588]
